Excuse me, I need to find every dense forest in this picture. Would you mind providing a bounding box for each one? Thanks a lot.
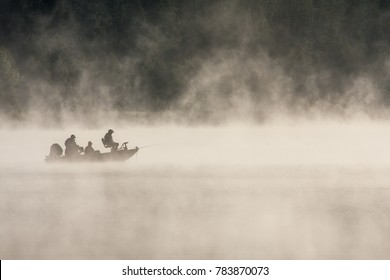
[0,0,389,124]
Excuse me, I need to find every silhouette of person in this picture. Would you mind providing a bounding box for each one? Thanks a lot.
[85,141,95,155]
[49,143,63,158]
[65,134,82,157]
[103,129,119,151]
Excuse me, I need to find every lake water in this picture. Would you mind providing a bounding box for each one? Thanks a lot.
[1,124,390,259]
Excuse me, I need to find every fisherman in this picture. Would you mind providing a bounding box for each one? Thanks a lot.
[84,141,95,155]
[84,141,100,156]
[49,143,63,158]
[103,129,119,151]
[64,134,82,157]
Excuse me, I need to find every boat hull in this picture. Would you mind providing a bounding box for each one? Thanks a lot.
[45,148,139,163]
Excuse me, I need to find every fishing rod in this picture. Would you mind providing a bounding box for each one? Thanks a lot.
[135,145,157,162]
[137,145,158,149]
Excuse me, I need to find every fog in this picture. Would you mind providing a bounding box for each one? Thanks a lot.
[1,123,390,259]
[3,121,390,166]
[1,0,390,125]
[1,0,390,260]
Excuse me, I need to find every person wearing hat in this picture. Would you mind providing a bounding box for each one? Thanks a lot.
[64,134,82,157]
[103,129,119,151]
[84,141,95,155]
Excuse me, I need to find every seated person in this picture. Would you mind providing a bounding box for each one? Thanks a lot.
[103,129,119,151]
[64,134,82,157]
[84,141,94,154]
[84,141,99,155]
[49,143,63,158]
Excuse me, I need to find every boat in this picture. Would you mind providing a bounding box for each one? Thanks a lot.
[45,142,139,163]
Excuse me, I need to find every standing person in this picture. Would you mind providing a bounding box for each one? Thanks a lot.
[64,134,82,157]
[103,129,119,151]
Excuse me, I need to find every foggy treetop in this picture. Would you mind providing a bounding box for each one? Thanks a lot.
[1,0,390,125]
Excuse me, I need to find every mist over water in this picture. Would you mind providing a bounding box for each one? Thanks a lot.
[1,0,390,260]
[1,123,390,259]
[1,0,390,124]
[4,121,390,166]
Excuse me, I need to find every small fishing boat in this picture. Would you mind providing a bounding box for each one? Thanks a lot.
[45,142,139,163]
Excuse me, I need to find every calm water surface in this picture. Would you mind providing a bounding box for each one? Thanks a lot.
[1,163,389,259]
